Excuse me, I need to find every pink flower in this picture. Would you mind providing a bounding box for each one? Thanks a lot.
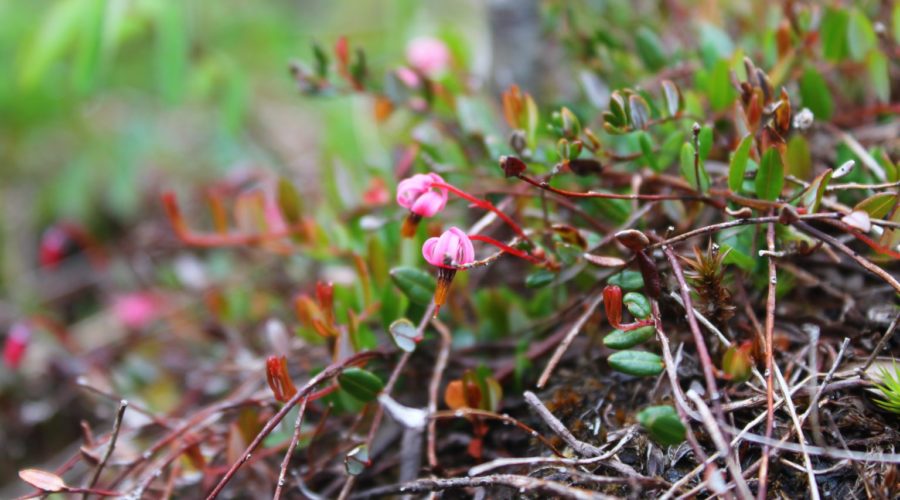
[3,321,31,370]
[422,227,475,268]
[396,173,448,217]
[112,292,164,329]
[406,37,450,76]
[395,66,421,87]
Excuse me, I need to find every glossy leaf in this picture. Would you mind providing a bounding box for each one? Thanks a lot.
[755,149,784,201]
[603,325,656,350]
[800,169,832,214]
[338,368,384,403]
[854,193,898,220]
[638,131,658,171]
[708,59,737,111]
[388,318,419,352]
[798,68,833,120]
[867,50,890,103]
[389,267,436,306]
[785,135,812,179]
[608,350,664,376]
[628,94,650,130]
[728,135,753,192]
[661,80,682,117]
[698,125,713,161]
[525,269,556,288]
[847,8,876,61]
[637,405,686,445]
[635,27,666,71]
[821,8,850,61]
[608,270,644,290]
[623,292,651,319]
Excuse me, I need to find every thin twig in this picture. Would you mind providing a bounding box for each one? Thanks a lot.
[861,312,900,373]
[524,391,602,456]
[273,393,311,499]
[536,291,603,388]
[772,363,820,500]
[427,317,452,469]
[205,351,380,499]
[685,391,753,500]
[758,220,777,500]
[350,474,615,499]
[83,400,128,499]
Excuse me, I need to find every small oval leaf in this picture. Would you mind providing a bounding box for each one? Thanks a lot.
[608,270,644,290]
[389,267,436,306]
[608,350,664,376]
[584,254,626,267]
[18,469,67,492]
[344,444,369,475]
[338,367,385,403]
[854,192,898,219]
[525,269,556,288]
[628,94,651,130]
[603,325,656,350]
[388,318,419,353]
[637,405,686,445]
[623,292,651,319]
[728,135,753,193]
[661,80,682,117]
[755,148,784,201]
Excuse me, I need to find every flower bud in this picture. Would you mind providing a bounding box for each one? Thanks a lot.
[266,355,297,403]
[603,285,623,329]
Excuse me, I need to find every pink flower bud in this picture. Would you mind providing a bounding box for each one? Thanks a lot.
[396,173,448,217]
[406,37,450,76]
[3,321,31,369]
[422,227,475,268]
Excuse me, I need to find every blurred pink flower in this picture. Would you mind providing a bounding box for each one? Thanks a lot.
[422,227,475,268]
[112,292,164,329]
[395,67,420,87]
[406,37,450,76]
[263,187,288,232]
[3,321,31,370]
[396,173,448,217]
[39,226,68,269]
[363,178,390,206]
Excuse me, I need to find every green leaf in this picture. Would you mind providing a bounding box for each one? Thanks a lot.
[389,267,436,306]
[277,178,303,224]
[608,270,644,290]
[155,0,189,104]
[338,368,384,403]
[637,405,687,446]
[708,59,737,111]
[798,68,833,120]
[388,318,419,353]
[635,27,666,71]
[312,42,329,78]
[821,8,850,61]
[623,292,651,319]
[638,131,658,171]
[628,94,651,130]
[603,326,656,350]
[661,80,682,117]
[755,149,784,201]
[729,135,753,192]
[680,142,709,193]
[800,169,833,214]
[867,50,890,103]
[855,193,898,219]
[785,135,812,179]
[698,23,734,68]
[525,269,555,288]
[608,350,664,376]
[847,8,876,61]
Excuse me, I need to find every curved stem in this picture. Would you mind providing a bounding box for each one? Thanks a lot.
[468,235,544,264]
[431,182,530,242]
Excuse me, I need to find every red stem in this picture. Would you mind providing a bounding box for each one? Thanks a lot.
[431,182,530,242]
[468,235,543,264]
[516,174,710,202]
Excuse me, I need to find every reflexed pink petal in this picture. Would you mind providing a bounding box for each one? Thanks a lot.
[406,37,450,76]
[422,237,440,266]
[410,191,446,217]
[395,67,420,87]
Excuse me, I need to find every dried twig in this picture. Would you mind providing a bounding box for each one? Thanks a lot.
[350,473,615,499]
[273,393,311,499]
[427,317,452,470]
[861,312,900,373]
[536,291,604,388]
[83,400,128,499]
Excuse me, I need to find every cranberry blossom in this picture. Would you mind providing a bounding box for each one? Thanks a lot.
[421,227,475,313]
[396,173,448,237]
